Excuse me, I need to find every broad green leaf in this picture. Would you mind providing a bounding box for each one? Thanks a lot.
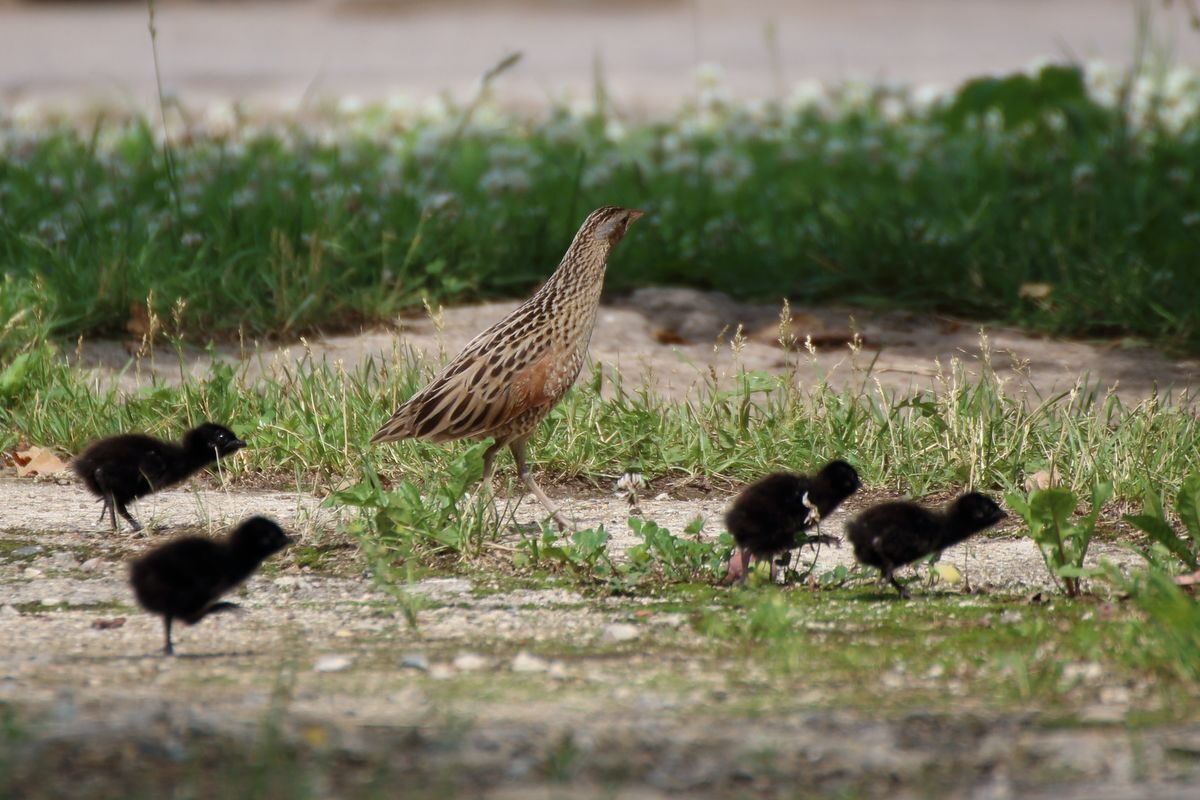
[1178,473,1200,548]
[1124,513,1198,570]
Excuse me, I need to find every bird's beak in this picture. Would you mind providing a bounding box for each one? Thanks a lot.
[627,209,645,223]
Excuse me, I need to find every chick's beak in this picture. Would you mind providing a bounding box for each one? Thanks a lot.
[627,209,645,223]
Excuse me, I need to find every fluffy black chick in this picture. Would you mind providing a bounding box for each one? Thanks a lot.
[847,492,1006,598]
[722,460,861,585]
[72,422,246,531]
[129,516,293,655]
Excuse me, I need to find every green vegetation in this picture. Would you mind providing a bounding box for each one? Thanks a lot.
[2,63,1200,355]
[2,337,1196,506]
[1007,481,1114,598]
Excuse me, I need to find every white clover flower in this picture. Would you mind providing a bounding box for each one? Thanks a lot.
[704,151,753,191]
[662,151,700,174]
[180,231,203,248]
[694,62,726,89]
[1043,109,1067,132]
[232,188,257,208]
[785,79,830,119]
[423,191,459,213]
[581,161,616,190]
[879,94,907,124]
[1071,163,1096,187]
[910,83,951,113]
[479,167,531,196]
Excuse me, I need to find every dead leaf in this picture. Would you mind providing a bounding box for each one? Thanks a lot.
[1018,283,1053,301]
[91,617,126,630]
[932,563,964,585]
[1173,569,1200,588]
[748,312,826,349]
[126,302,151,337]
[1024,467,1060,492]
[653,328,689,345]
[13,446,69,477]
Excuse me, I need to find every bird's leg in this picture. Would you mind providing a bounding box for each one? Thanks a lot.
[739,547,752,586]
[163,617,175,656]
[510,438,573,531]
[116,501,143,533]
[769,556,779,584]
[479,439,504,488]
[884,566,911,599]
[98,497,115,529]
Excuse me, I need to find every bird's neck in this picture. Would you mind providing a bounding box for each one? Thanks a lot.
[541,238,611,296]
[935,511,980,549]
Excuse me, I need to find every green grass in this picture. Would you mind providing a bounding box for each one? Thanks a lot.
[2,63,1200,354]
[2,335,1197,505]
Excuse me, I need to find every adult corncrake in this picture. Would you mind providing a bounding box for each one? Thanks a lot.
[371,206,642,529]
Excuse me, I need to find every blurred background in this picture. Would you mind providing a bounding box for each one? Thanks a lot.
[1,0,1198,111]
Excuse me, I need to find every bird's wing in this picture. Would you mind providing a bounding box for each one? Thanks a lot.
[137,450,171,487]
[372,342,559,443]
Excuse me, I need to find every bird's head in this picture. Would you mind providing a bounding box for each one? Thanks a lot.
[186,422,247,459]
[585,206,644,248]
[951,492,1006,530]
[819,459,861,499]
[230,516,295,558]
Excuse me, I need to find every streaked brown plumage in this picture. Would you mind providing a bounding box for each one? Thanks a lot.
[370,206,643,528]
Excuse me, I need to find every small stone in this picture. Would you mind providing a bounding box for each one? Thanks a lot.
[91,618,126,630]
[600,623,640,643]
[511,651,550,673]
[40,597,63,607]
[999,610,1023,624]
[12,545,42,558]
[273,576,301,588]
[650,613,686,628]
[1062,662,1103,683]
[429,665,454,680]
[548,662,569,680]
[0,605,18,617]
[654,492,670,501]
[453,652,488,672]
[400,653,429,672]
[333,628,354,638]
[22,568,43,578]
[80,558,103,573]
[314,655,353,673]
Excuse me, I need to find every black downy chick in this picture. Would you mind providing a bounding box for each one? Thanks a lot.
[723,460,861,585]
[129,516,293,655]
[847,492,1006,599]
[72,422,246,531]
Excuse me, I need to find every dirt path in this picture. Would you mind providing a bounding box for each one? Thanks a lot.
[77,290,1200,404]
[2,1,1197,114]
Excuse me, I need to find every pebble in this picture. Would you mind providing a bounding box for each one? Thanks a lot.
[40,597,63,607]
[511,651,550,673]
[0,605,18,617]
[13,545,43,558]
[80,558,103,573]
[313,655,353,673]
[453,652,488,672]
[600,623,640,643]
[400,653,429,672]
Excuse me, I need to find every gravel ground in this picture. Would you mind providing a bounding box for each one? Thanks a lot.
[4,473,1192,798]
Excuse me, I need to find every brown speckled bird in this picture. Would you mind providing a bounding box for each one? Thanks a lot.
[370,206,643,528]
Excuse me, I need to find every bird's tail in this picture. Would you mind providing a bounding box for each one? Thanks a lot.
[369,405,419,444]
